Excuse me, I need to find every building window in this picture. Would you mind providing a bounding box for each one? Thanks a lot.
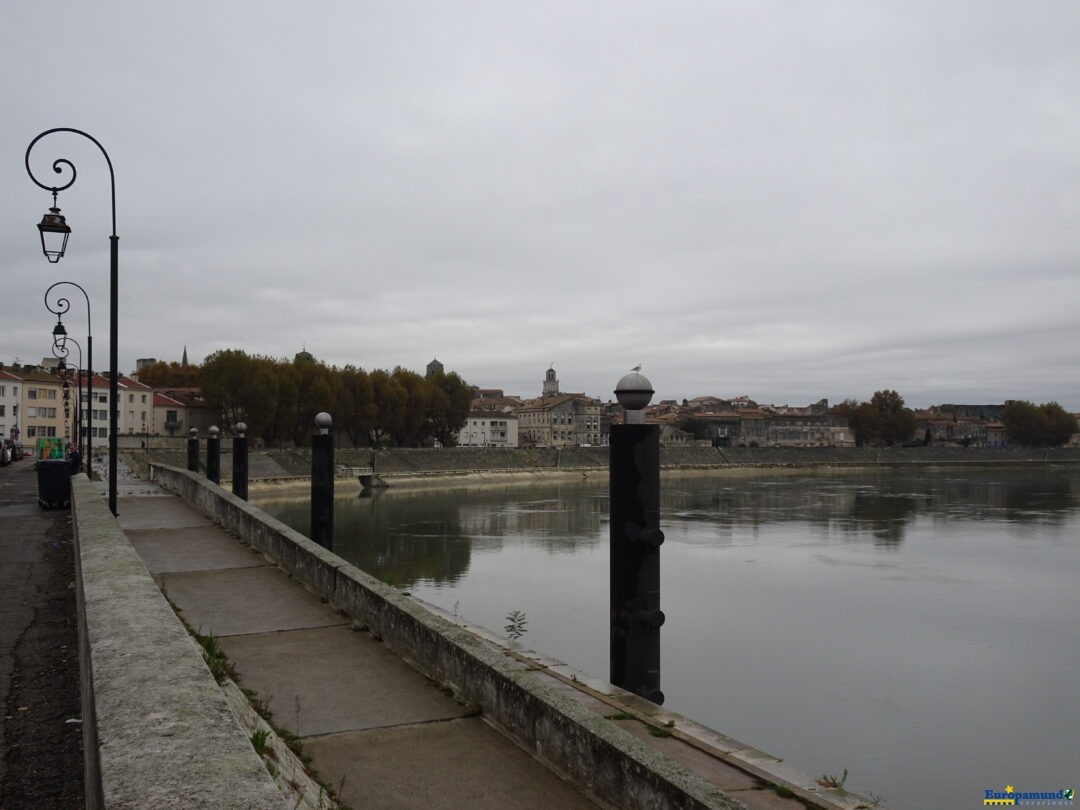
[48,390,57,400]
[28,389,37,400]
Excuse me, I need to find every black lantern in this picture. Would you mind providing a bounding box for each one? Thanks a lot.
[37,203,71,264]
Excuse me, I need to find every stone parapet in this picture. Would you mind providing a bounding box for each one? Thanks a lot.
[70,475,286,809]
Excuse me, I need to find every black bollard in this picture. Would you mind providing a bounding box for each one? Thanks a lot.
[232,422,248,501]
[311,412,334,550]
[610,371,665,704]
[187,428,199,472]
[206,425,221,484]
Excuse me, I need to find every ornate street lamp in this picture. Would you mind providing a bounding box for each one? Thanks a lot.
[37,192,71,263]
[45,282,93,481]
[51,335,84,469]
[27,128,119,515]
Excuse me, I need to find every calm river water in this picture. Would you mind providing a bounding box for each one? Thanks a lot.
[256,467,1080,809]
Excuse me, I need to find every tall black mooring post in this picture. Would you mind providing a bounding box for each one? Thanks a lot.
[187,427,199,472]
[610,370,665,704]
[206,425,221,485]
[232,421,248,501]
[311,412,334,550]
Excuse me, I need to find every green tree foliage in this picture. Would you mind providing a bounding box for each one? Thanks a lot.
[199,350,279,439]
[136,360,202,388]
[831,390,915,446]
[1003,400,1078,447]
[870,389,916,446]
[197,350,470,447]
[427,370,472,447]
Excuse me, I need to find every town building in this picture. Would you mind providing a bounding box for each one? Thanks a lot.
[152,391,188,436]
[0,370,23,444]
[457,412,519,447]
[514,366,603,447]
[517,394,603,447]
[16,368,68,443]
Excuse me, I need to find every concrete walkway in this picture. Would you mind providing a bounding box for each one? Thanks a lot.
[117,492,600,809]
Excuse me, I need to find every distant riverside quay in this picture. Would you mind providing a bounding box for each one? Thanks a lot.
[124,443,1080,486]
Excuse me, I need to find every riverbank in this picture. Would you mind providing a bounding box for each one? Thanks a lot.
[126,444,1080,497]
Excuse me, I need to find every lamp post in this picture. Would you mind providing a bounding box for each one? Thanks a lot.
[51,335,84,469]
[27,128,119,516]
[45,282,92,475]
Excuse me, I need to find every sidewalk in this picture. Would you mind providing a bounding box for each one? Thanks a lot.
[117,491,600,809]
[0,460,83,808]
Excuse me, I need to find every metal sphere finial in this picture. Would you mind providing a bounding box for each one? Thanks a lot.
[315,412,332,434]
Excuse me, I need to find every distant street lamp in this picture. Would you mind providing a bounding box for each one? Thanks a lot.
[45,281,93,476]
[27,128,119,515]
[51,334,84,470]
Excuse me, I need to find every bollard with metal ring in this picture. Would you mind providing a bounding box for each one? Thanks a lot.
[187,427,199,472]
[206,425,220,484]
[311,412,334,550]
[609,369,665,704]
[232,422,248,501]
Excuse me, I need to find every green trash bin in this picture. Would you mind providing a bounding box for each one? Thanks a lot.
[35,459,71,509]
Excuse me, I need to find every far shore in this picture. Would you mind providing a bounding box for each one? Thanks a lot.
[245,455,1079,499]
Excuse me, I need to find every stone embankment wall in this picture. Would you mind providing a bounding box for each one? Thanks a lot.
[123,444,1080,485]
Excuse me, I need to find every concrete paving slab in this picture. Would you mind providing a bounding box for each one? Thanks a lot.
[304,718,599,809]
[156,566,348,637]
[128,526,270,573]
[116,495,213,531]
[220,625,469,737]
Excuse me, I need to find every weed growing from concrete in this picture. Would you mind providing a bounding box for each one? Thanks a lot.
[504,610,528,640]
[250,729,270,757]
[817,768,848,789]
[198,633,237,684]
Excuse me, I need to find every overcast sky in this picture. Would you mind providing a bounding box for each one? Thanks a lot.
[3,2,1078,409]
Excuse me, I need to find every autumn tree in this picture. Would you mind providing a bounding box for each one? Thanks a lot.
[199,350,278,438]
[428,370,472,446]
[1003,401,1078,447]
[338,365,376,447]
[137,360,201,388]
[831,391,915,446]
[870,389,916,446]
[370,369,406,448]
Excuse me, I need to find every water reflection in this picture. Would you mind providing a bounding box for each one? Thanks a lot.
[261,481,610,587]
[664,469,1080,547]
[258,468,1080,587]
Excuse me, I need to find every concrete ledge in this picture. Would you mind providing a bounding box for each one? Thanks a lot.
[151,464,744,809]
[71,475,287,809]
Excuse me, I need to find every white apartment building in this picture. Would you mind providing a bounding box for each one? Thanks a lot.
[457,413,519,447]
[0,370,22,443]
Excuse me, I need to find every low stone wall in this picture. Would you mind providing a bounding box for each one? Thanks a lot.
[150,464,744,810]
[70,476,286,809]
